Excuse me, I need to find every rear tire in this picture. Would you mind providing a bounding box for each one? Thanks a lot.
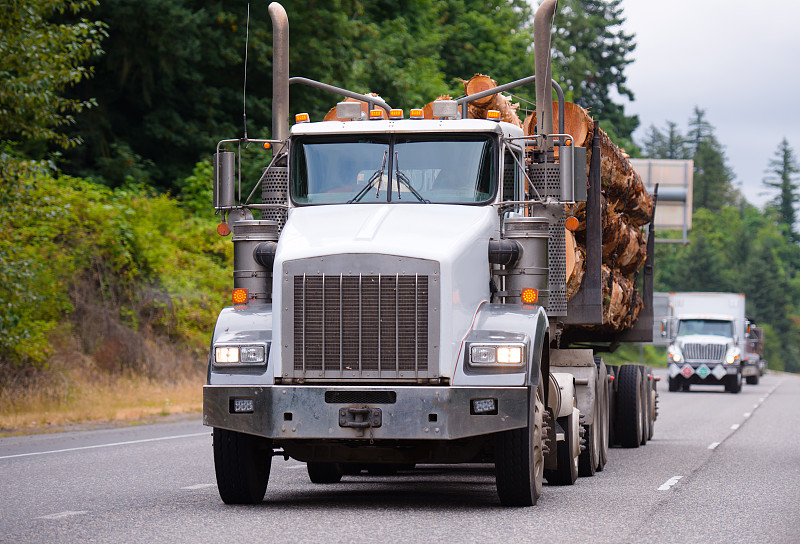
[545,410,580,485]
[213,428,272,504]
[746,374,759,385]
[596,359,610,472]
[307,462,344,483]
[639,366,649,446]
[495,384,544,506]
[615,364,642,448]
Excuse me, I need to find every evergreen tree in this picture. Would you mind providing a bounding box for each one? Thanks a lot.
[686,108,736,211]
[643,121,687,159]
[550,0,639,146]
[762,138,800,242]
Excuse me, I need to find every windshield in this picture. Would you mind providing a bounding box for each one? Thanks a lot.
[677,319,733,338]
[291,134,497,204]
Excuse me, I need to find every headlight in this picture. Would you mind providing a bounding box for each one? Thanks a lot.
[214,344,267,366]
[725,347,741,365]
[469,343,525,367]
[668,345,682,363]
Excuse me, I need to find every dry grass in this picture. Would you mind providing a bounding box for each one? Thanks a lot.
[0,330,206,436]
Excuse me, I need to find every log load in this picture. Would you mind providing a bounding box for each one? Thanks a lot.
[462,74,523,127]
[322,94,384,121]
[525,101,654,333]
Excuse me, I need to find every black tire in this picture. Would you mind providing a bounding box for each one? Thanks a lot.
[596,359,610,472]
[639,366,649,446]
[495,384,545,506]
[307,462,344,483]
[615,364,642,448]
[647,369,657,440]
[681,382,691,392]
[726,371,742,394]
[606,365,618,447]
[545,411,579,485]
[668,376,680,392]
[746,374,759,385]
[341,463,364,475]
[578,420,597,477]
[213,428,272,504]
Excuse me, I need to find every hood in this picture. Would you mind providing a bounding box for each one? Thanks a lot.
[277,204,498,262]
[676,334,733,346]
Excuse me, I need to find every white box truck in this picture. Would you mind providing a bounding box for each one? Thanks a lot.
[663,292,756,392]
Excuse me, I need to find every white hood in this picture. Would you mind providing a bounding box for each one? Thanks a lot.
[271,204,500,378]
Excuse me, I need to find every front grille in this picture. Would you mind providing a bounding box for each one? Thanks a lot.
[283,255,439,382]
[683,343,726,362]
[324,391,397,404]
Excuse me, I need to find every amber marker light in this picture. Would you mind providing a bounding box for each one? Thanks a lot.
[521,288,538,304]
[232,288,249,305]
[565,216,580,231]
[409,108,424,119]
[295,112,310,123]
[369,109,384,120]
[263,142,272,150]
[217,223,231,236]
[487,110,501,121]
[389,108,404,120]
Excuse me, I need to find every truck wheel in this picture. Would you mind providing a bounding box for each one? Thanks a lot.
[307,462,344,483]
[726,371,742,394]
[746,374,759,385]
[615,364,642,448]
[647,370,657,440]
[668,376,680,392]
[495,384,544,506]
[545,410,580,485]
[638,366,649,446]
[213,428,272,504]
[578,421,597,477]
[596,359,610,472]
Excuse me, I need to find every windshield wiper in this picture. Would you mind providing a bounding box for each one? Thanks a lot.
[348,150,387,204]
[394,152,429,203]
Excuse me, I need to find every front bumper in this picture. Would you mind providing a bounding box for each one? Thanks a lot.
[203,385,528,440]
[668,362,739,385]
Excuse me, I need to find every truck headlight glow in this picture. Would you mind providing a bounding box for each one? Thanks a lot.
[214,344,267,366]
[469,343,525,367]
[668,345,682,363]
[725,347,741,365]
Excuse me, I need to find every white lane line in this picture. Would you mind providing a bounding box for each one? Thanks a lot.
[708,442,720,450]
[730,424,740,430]
[753,404,760,409]
[38,511,89,520]
[658,476,683,491]
[181,483,216,490]
[759,397,766,403]
[743,412,752,419]
[0,432,208,460]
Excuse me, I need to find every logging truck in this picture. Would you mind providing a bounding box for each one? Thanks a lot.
[203,0,659,506]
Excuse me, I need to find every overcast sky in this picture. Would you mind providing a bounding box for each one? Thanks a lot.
[618,0,800,208]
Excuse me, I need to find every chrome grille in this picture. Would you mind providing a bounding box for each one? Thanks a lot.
[683,343,726,362]
[283,255,439,382]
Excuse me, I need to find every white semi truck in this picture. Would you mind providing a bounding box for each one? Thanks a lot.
[662,292,759,392]
[203,1,658,506]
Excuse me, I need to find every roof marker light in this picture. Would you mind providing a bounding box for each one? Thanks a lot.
[389,108,404,120]
[409,108,424,119]
[295,113,310,123]
[487,110,501,121]
[369,109,384,120]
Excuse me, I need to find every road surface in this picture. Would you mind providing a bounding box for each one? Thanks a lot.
[2,370,798,543]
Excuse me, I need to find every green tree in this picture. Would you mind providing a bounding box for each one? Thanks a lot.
[642,121,688,160]
[686,108,736,211]
[0,0,106,149]
[762,137,800,241]
[551,0,639,147]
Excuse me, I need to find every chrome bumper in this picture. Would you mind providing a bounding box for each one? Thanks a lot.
[203,385,528,440]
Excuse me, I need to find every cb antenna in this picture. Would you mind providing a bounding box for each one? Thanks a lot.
[242,3,250,141]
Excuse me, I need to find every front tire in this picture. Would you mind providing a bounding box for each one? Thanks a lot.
[307,462,344,483]
[495,385,544,506]
[213,428,272,504]
[746,374,759,385]
[726,371,742,393]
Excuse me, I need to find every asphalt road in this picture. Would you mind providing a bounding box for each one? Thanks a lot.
[2,370,798,543]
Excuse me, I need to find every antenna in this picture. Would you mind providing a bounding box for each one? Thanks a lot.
[242,3,250,141]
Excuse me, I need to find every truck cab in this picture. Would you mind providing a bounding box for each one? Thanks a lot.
[667,314,742,392]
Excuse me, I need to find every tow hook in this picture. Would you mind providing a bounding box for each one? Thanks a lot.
[339,406,382,428]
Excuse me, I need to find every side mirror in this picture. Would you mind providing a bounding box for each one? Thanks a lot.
[660,318,667,337]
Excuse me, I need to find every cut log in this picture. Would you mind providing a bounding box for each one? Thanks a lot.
[463,74,523,127]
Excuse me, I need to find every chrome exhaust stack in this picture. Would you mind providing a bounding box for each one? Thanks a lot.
[534,0,558,153]
[268,2,289,141]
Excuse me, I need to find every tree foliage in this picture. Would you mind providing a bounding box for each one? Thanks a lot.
[551,0,639,148]
[0,0,107,149]
[763,137,800,241]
